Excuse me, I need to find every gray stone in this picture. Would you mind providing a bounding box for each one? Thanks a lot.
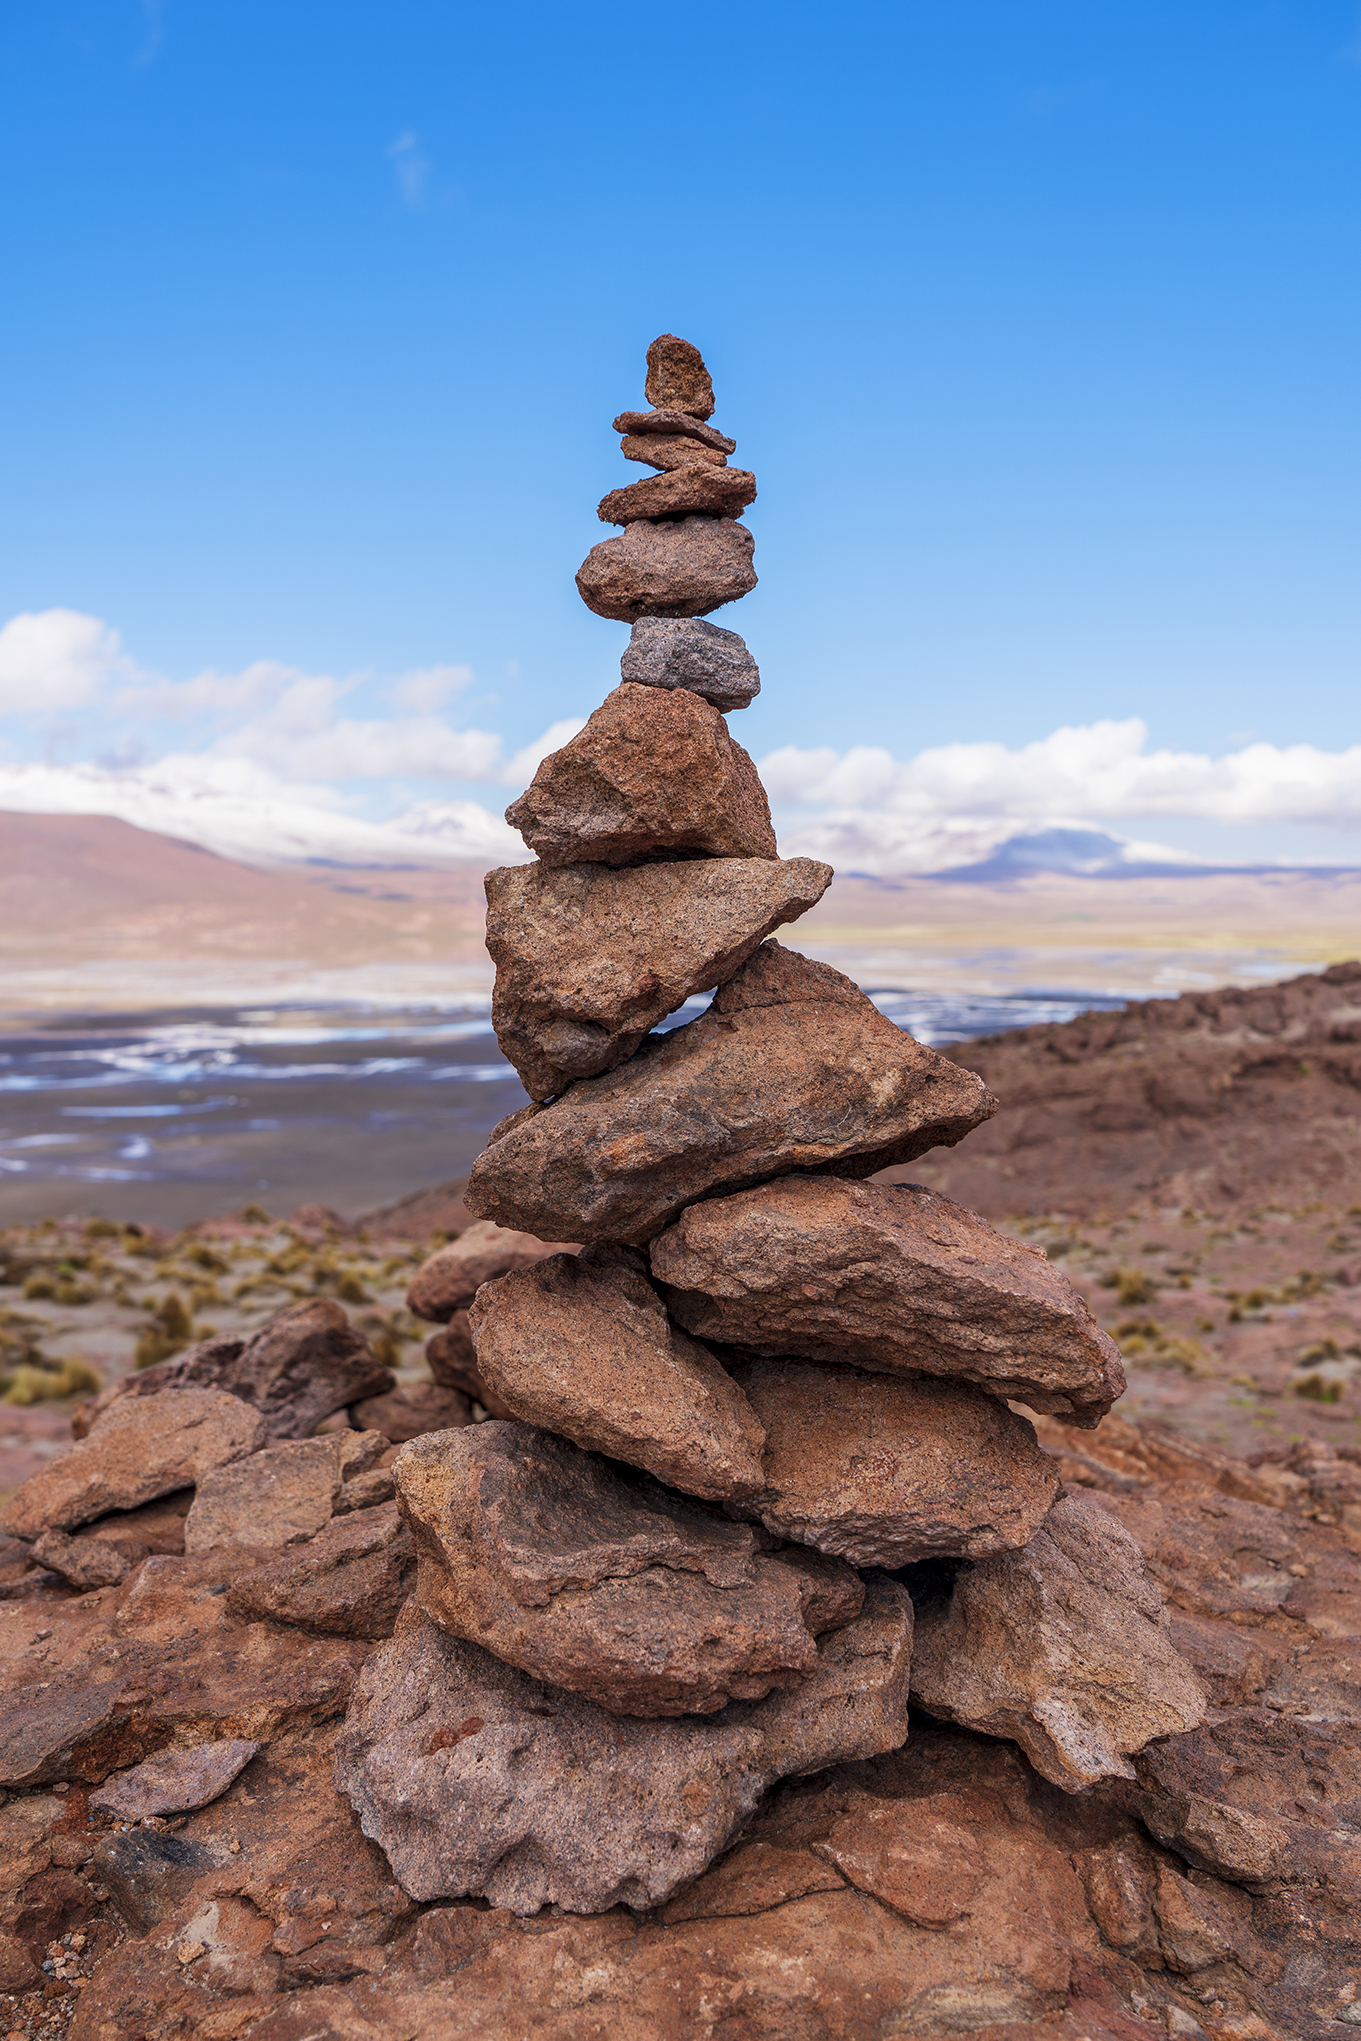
[90,1738,260,1822]
[620,616,761,711]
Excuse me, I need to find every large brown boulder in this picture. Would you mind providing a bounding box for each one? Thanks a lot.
[485,855,831,1099]
[504,681,775,867]
[910,1494,1207,1789]
[597,465,756,526]
[651,1171,1125,1426]
[396,1423,861,1718]
[575,516,756,621]
[468,1247,765,1499]
[727,1358,1061,1566]
[644,333,715,418]
[0,1387,265,1541]
[406,1220,572,1323]
[465,944,996,1246]
[334,1577,913,1912]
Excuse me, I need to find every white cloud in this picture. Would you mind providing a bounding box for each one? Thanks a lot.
[501,718,588,786]
[392,664,474,714]
[388,130,432,207]
[0,609,136,712]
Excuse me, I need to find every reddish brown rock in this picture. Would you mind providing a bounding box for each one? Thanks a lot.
[184,1430,392,1552]
[652,1170,1124,1426]
[335,1577,912,1912]
[598,464,756,526]
[621,431,728,471]
[30,1491,193,1589]
[424,1317,516,1419]
[469,1248,766,1498]
[90,1738,260,1822]
[575,516,756,621]
[397,1423,860,1716]
[910,1493,1207,1788]
[70,1299,393,1442]
[505,681,775,868]
[226,1501,416,1640]
[466,945,995,1246]
[406,1219,574,1323]
[726,1358,1061,1566]
[644,333,715,418]
[1,1387,265,1541]
[485,855,831,1099]
[350,1381,473,1441]
[613,407,735,452]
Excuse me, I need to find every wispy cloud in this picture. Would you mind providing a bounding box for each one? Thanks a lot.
[388,130,432,207]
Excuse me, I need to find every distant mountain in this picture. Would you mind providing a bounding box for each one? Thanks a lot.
[932,827,1216,881]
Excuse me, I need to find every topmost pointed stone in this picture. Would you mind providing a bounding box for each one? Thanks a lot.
[645,335,715,421]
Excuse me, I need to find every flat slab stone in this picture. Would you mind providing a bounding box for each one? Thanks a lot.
[90,1739,260,1822]
[597,465,756,526]
[726,1358,1062,1567]
[1,1388,265,1541]
[576,515,756,621]
[334,1577,913,1913]
[226,1501,416,1640]
[397,1422,859,1716]
[183,1431,392,1553]
[651,1172,1125,1427]
[468,1246,766,1499]
[620,615,760,711]
[621,431,728,471]
[909,1494,1207,1790]
[466,944,995,1246]
[505,682,775,868]
[644,333,715,418]
[407,1220,574,1323]
[30,1492,193,1590]
[485,855,831,1098]
[613,408,735,453]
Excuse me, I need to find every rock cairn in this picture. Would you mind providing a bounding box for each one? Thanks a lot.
[339,336,1206,1917]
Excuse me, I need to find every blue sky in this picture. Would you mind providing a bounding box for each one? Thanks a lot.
[1,0,1360,870]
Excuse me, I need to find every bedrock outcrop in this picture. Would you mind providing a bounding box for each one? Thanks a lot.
[466,944,995,1245]
[396,1423,862,1716]
[505,681,775,867]
[651,1171,1126,1426]
[468,1246,766,1499]
[575,516,757,621]
[484,855,831,1099]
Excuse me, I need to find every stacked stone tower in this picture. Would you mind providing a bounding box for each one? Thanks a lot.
[336,337,1205,1915]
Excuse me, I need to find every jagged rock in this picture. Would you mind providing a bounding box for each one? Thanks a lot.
[613,408,735,452]
[29,1491,193,1589]
[576,516,756,621]
[644,333,715,418]
[335,1577,913,1912]
[485,856,831,1099]
[350,1382,473,1441]
[620,614,761,711]
[725,1358,1061,1566]
[466,945,995,1246]
[425,1318,516,1420]
[652,1172,1125,1427]
[90,1739,260,1822]
[397,1423,859,1715]
[1,1388,265,1541]
[469,1249,766,1498]
[598,465,756,526]
[621,431,728,471]
[183,1431,392,1553]
[226,1502,416,1640]
[909,1494,1207,1789]
[70,1299,394,1441]
[505,682,775,868]
[407,1220,575,1323]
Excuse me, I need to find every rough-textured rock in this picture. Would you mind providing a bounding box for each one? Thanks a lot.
[397,1423,860,1715]
[910,1493,1207,1788]
[70,1299,394,1441]
[406,1220,574,1323]
[485,856,830,1099]
[652,1170,1125,1426]
[726,1358,1061,1566]
[183,1430,392,1553]
[644,333,715,418]
[226,1502,417,1640]
[505,681,775,868]
[576,516,756,621]
[469,1248,766,1498]
[90,1738,260,1822]
[1,1388,265,1541]
[598,464,756,526]
[621,430,728,471]
[613,407,735,452]
[350,1381,472,1441]
[467,945,995,1246]
[335,1578,912,1912]
[29,1491,193,1589]
[620,613,761,710]
[425,1316,516,1419]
